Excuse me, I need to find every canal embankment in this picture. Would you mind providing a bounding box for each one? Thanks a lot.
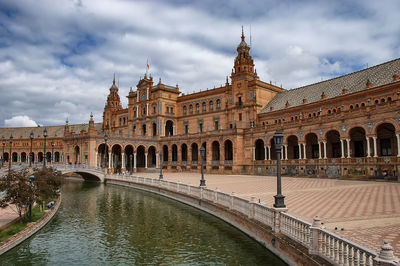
[0,194,62,256]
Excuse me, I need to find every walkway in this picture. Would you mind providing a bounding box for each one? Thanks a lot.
[136,172,400,257]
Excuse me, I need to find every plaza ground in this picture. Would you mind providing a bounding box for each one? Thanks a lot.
[137,172,400,257]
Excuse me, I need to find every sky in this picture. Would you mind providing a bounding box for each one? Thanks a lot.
[0,0,399,127]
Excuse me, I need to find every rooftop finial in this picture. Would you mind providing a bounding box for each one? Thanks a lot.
[241,25,245,41]
[90,112,93,120]
[113,73,115,85]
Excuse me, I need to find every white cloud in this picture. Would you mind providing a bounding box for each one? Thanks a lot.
[0,0,399,126]
[4,116,38,127]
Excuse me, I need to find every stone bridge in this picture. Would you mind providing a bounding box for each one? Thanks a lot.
[57,166,105,183]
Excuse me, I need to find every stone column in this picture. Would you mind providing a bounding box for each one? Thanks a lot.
[267,146,271,160]
[346,139,351,158]
[298,144,302,159]
[373,136,378,157]
[173,125,176,136]
[108,152,111,169]
[95,152,98,167]
[121,152,125,169]
[136,106,139,117]
[252,147,255,160]
[284,145,288,160]
[397,134,400,157]
[146,103,149,116]
[318,142,322,159]
[302,143,306,159]
[366,137,371,157]
[340,139,345,158]
[156,152,159,168]
[264,145,267,160]
[133,153,137,169]
[323,141,327,159]
[145,153,148,168]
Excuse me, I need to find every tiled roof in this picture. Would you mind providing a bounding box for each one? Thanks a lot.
[261,58,400,114]
[0,123,102,139]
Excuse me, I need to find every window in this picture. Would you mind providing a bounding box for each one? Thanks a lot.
[185,124,189,134]
[171,107,174,114]
[216,99,221,109]
[250,91,254,100]
[381,139,392,156]
[189,105,193,114]
[230,124,233,129]
[142,124,146,136]
[166,107,169,113]
[214,121,219,130]
[199,123,203,133]
[183,106,187,115]
[209,101,214,111]
[239,113,242,121]
[202,102,206,112]
[153,106,156,114]
[238,96,242,106]
[196,103,200,113]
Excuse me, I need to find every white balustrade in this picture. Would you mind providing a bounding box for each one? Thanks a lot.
[203,189,215,202]
[253,204,275,228]
[232,196,250,217]
[216,192,232,209]
[280,212,311,246]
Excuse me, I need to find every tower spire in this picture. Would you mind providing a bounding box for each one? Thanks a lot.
[113,73,116,85]
[241,25,244,41]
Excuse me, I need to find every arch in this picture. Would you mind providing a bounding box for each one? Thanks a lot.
[111,144,122,172]
[345,125,369,139]
[165,120,174,136]
[349,127,366,157]
[124,145,134,171]
[38,152,44,163]
[148,146,156,167]
[376,123,397,156]
[21,152,27,163]
[54,152,60,163]
[269,138,277,160]
[372,119,400,135]
[30,152,34,163]
[172,144,178,162]
[183,105,187,115]
[305,133,319,159]
[46,152,52,163]
[97,143,108,168]
[181,144,188,162]
[191,143,198,162]
[201,142,207,162]
[212,141,220,161]
[216,99,221,109]
[163,145,169,162]
[287,135,299,159]
[142,124,147,136]
[202,102,206,112]
[3,152,9,162]
[326,130,341,158]
[12,152,18,162]
[255,139,265,160]
[209,101,214,111]
[74,146,80,164]
[196,103,200,113]
[136,145,146,168]
[224,139,233,161]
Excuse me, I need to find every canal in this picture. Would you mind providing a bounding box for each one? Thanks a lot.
[1,179,285,265]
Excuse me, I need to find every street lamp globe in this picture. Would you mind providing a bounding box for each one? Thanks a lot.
[199,146,206,187]
[273,130,284,150]
[200,146,205,158]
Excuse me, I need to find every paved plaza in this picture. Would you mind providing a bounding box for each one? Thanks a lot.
[137,172,400,257]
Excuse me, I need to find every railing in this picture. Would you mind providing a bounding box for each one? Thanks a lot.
[105,175,399,265]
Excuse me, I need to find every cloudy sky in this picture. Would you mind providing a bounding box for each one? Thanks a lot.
[0,0,399,127]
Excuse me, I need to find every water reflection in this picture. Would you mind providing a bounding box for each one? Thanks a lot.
[1,180,285,265]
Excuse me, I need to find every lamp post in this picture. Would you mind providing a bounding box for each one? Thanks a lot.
[43,129,47,168]
[1,139,5,168]
[51,142,55,165]
[129,154,133,175]
[29,132,34,168]
[273,130,286,208]
[199,146,206,186]
[9,135,13,171]
[28,175,35,222]
[104,134,108,175]
[159,152,163,180]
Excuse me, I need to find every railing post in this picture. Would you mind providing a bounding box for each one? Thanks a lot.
[200,187,204,200]
[230,192,235,209]
[309,216,323,255]
[249,196,256,219]
[272,207,288,233]
[373,242,400,266]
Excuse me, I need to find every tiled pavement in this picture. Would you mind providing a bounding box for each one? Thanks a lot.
[137,172,400,257]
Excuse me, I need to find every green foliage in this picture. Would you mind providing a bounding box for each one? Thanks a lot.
[32,167,62,207]
[0,169,35,218]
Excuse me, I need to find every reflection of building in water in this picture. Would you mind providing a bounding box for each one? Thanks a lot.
[1,30,400,179]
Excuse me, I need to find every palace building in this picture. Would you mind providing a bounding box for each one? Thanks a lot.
[1,31,400,179]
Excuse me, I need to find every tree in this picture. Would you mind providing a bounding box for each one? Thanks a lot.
[0,169,35,219]
[33,167,62,211]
